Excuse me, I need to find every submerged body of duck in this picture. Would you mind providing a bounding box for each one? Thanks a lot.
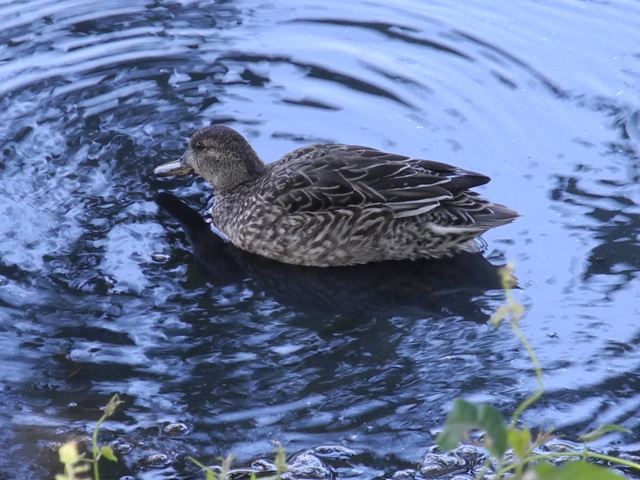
[154,125,517,267]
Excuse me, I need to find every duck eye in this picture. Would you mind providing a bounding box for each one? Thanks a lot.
[194,142,204,150]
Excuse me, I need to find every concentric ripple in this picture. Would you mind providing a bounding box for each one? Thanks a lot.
[0,0,639,478]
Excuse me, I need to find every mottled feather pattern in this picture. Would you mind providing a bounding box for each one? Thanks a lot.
[161,126,517,266]
[210,144,515,266]
[265,144,492,221]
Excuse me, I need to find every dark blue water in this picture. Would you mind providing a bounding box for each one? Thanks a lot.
[1,1,639,478]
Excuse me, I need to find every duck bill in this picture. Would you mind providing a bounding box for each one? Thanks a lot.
[154,152,194,177]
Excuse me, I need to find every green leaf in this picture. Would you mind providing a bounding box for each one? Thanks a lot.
[437,399,508,457]
[100,446,118,462]
[206,470,217,480]
[103,394,124,418]
[274,442,287,476]
[220,454,234,480]
[59,442,81,465]
[535,461,625,479]
[507,427,531,459]
[579,424,631,443]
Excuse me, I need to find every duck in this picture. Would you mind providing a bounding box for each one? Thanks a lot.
[154,125,517,267]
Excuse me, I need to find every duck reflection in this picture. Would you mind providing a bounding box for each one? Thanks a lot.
[155,193,505,320]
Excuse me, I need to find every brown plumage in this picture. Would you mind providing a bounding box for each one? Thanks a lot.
[154,125,517,267]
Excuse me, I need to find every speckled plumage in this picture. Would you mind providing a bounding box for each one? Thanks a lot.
[155,125,517,267]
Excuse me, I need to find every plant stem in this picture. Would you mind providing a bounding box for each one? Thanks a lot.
[496,266,544,429]
[66,461,76,480]
[508,319,544,428]
[92,412,106,480]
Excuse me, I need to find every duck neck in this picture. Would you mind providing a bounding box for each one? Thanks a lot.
[244,149,267,180]
[213,149,267,194]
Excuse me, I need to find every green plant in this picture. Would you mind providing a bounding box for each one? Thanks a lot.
[190,443,288,480]
[91,394,123,480]
[55,394,123,480]
[55,442,90,480]
[274,442,287,478]
[188,455,234,480]
[437,264,640,479]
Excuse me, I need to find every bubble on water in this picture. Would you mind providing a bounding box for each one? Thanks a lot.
[151,253,171,263]
[417,445,487,479]
[161,422,191,437]
[111,437,134,455]
[283,450,333,479]
[139,452,171,469]
[391,469,417,480]
[312,445,357,460]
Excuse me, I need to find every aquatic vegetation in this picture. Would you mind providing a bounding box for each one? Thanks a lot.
[437,265,640,479]
[55,394,123,480]
[188,455,234,480]
[189,445,287,480]
[55,442,89,480]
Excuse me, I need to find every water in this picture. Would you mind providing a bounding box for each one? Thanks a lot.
[1,0,639,478]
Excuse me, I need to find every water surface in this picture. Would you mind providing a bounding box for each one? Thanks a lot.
[1,0,639,478]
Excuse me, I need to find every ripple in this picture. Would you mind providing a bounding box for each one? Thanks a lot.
[0,41,191,95]
[0,0,640,478]
[220,53,415,108]
[292,17,472,60]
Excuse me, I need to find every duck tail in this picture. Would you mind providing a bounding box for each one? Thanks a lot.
[472,203,519,230]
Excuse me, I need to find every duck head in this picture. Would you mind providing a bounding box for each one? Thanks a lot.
[154,125,266,192]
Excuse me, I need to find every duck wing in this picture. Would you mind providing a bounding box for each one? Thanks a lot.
[265,144,506,225]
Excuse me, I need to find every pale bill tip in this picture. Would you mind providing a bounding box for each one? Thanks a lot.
[154,160,186,176]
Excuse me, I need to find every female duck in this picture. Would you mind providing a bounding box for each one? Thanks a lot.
[154,125,517,267]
